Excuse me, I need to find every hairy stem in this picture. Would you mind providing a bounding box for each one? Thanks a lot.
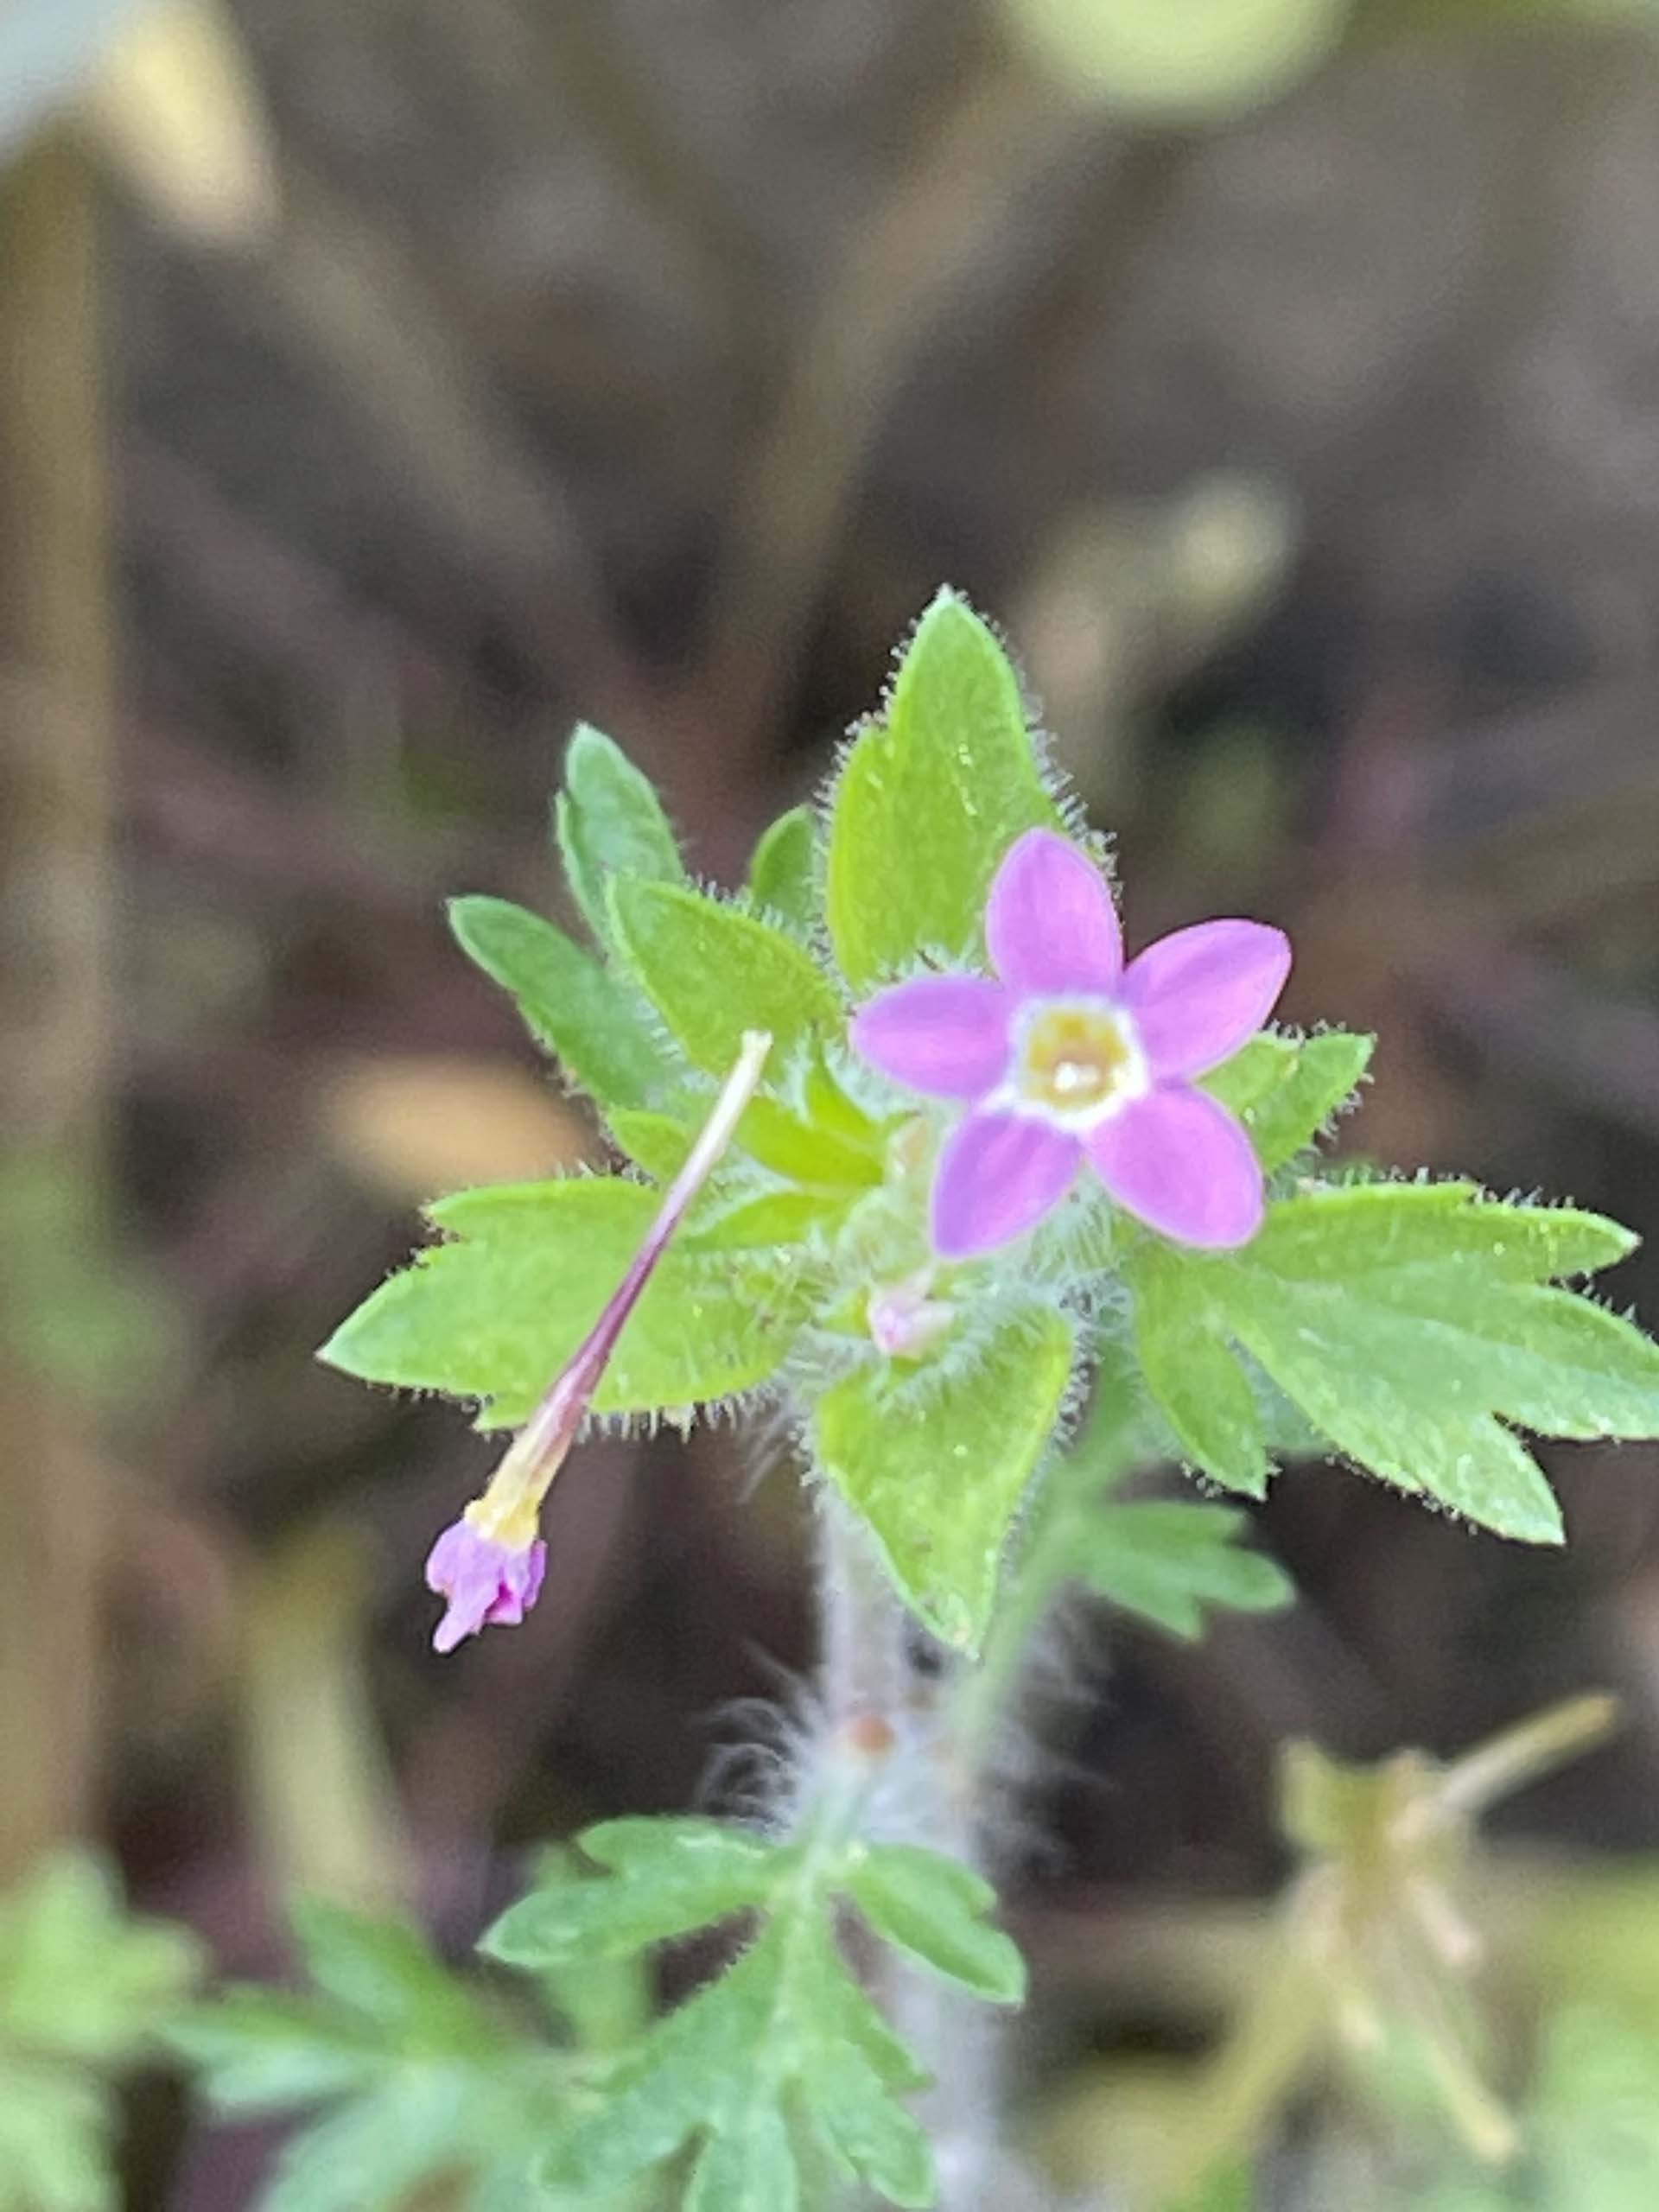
[815,1497,1007,2209]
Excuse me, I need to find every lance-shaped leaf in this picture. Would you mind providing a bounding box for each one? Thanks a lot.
[447,895,664,1109]
[1203,1029,1372,1173]
[814,1306,1075,1649]
[320,1175,810,1427]
[1126,1181,1658,1541]
[555,721,684,948]
[747,804,818,932]
[826,588,1062,989]
[610,880,843,1076]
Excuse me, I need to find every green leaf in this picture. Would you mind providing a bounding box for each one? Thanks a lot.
[165,1993,385,2111]
[605,1108,694,1181]
[791,1916,934,2209]
[538,1930,789,2196]
[0,2059,111,2212]
[1243,1179,1632,1281]
[688,1190,851,1250]
[1204,1029,1373,1172]
[514,1848,650,2057]
[1071,1500,1294,1638]
[253,2064,551,2212]
[802,1052,883,1149]
[686,2097,799,2212]
[790,1910,926,2095]
[1130,1183,1659,1544]
[610,880,843,1075]
[320,1174,810,1427]
[448,894,664,1109]
[1170,2162,1258,2212]
[178,1904,556,2212]
[798,2044,934,2209]
[480,1818,956,2211]
[1127,1240,1268,1497]
[288,1899,500,2052]
[483,1821,785,1967]
[826,588,1061,989]
[846,1846,1025,2005]
[0,1851,200,2064]
[814,1306,1075,1649]
[1200,1032,1299,1119]
[0,1855,198,2212]
[737,1096,884,1191]
[555,721,684,947]
[1248,1030,1372,1170]
[747,805,818,932]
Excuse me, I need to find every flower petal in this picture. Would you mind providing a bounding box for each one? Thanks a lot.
[1086,1085,1264,1249]
[851,976,1013,1099]
[1119,918,1291,1078]
[986,829,1122,996]
[426,1520,547,1653]
[930,1109,1081,1258]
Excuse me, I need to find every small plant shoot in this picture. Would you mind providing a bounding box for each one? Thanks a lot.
[296,588,1659,2209]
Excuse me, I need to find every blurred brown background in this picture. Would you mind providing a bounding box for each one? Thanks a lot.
[7,0,1659,2200]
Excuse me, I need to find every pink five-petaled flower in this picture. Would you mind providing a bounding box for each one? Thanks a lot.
[850,830,1292,1258]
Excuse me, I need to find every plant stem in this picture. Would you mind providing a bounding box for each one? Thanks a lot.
[815,1497,1007,2209]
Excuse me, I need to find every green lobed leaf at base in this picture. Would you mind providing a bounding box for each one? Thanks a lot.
[814,1306,1075,1651]
[1126,1181,1656,1542]
[826,588,1062,990]
[476,1815,1026,2210]
[319,1175,810,1427]
[528,1904,934,2211]
[172,1899,563,2212]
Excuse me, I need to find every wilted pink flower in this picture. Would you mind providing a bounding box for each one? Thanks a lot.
[425,1028,772,1652]
[851,830,1290,1258]
[425,1516,547,1654]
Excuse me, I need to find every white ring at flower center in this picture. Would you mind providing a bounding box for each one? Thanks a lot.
[993,995,1151,1133]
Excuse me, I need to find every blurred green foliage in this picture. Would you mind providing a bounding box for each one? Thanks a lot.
[1000,0,1354,118]
[0,1853,199,2212]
